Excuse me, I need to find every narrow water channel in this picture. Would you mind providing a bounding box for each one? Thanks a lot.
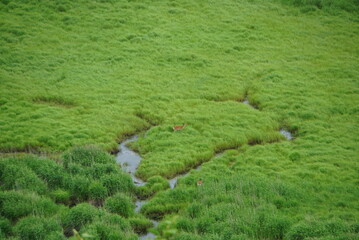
[115,123,293,239]
[280,129,293,140]
[115,136,156,239]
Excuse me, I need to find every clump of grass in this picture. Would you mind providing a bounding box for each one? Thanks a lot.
[0,190,59,221]
[62,145,115,168]
[129,214,153,234]
[104,193,134,218]
[61,203,99,236]
[136,175,170,199]
[80,212,137,240]
[88,181,108,206]
[14,216,63,240]
[0,216,12,238]
[100,173,134,195]
[50,189,71,205]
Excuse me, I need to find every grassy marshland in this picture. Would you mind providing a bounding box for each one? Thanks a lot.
[1,0,358,239]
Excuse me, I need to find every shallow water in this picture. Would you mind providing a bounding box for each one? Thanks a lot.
[140,231,157,240]
[116,135,224,239]
[135,200,146,213]
[116,136,145,185]
[168,164,204,189]
[116,136,155,238]
[280,129,293,140]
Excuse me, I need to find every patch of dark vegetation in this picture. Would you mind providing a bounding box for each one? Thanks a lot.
[33,95,76,108]
[0,147,139,239]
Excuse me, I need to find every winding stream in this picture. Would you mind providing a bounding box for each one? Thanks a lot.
[115,136,157,239]
[115,101,293,239]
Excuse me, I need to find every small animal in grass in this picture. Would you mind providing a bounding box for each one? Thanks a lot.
[197,178,203,186]
[173,124,187,131]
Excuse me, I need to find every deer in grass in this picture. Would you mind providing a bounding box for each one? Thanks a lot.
[173,124,187,131]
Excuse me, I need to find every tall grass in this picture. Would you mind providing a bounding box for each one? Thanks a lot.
[0,148,139,239]
[0,0,358,239]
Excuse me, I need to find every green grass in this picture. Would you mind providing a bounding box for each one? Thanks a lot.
[0,150,139,239]
[0,0,358,239]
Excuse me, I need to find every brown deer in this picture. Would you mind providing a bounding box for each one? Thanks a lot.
[173,124,187,131]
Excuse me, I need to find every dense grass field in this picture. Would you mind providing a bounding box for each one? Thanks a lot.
[1,0,358,239]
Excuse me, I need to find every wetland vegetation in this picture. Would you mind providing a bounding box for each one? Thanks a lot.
[0,0,358,239]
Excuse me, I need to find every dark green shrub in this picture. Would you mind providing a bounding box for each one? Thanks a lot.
[61,203,98,234]
[88,181,108,202]
[14,216,63,240]
[62,145,114,168]
[0,216,12,236]
[100,173,134,195]
[50,189,71,205]
[104,193,134,218]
